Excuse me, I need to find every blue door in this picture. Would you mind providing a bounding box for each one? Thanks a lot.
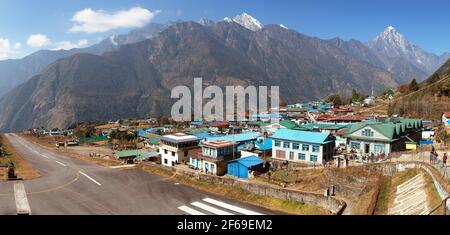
[228,163,235,176]
[238,164,248,179]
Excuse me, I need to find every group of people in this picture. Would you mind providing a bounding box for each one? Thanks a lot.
[348,148,386,163]
[429,146,448,167]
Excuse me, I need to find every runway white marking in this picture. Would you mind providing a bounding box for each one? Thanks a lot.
[109,164,136,169]
[203,198,263,215]
[14,182,31,215]
[178,205,206,215]
[55,160,67,167]
[41,155,50,159]
[79,171,102,186]
[191,201,234,215]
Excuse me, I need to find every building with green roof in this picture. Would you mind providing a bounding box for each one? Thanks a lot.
[115,150,160,164]
[344,118,422,154]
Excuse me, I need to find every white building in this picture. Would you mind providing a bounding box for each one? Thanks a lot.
[159,133,200,167]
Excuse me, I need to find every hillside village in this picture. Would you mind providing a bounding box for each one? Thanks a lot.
[24,88,450,172]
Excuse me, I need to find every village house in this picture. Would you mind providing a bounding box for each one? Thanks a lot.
[144,136,161,149]
[205,132,261,152]
[115,150,160,164]
[301,123,349,134]
[227,155,265,179]
[240,137,272,158]
[271,129,336,164]
[189,140,237,176]
[344,118,422,155]
[326,114,366,124]
[159,133,200,167]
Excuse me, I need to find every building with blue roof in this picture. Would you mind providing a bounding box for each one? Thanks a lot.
[192,132,223,141]
[205,132,261,152]
[271,129,335,164]
[227,156,265,179]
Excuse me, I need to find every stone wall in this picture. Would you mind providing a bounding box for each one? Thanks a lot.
[144,162,347,214]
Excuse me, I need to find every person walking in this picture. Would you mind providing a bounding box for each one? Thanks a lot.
[443,153,448,167]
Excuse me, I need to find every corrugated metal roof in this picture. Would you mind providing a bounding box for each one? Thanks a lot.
[229,155,264,168]
[272,129,334,144]
[206,132,261,142]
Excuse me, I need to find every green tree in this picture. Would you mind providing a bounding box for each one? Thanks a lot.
[351,89,365,103]
[409,79,419,92]
[325,93,343,106]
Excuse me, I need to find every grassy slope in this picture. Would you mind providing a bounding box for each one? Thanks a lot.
[388,59,450,121]
[0,134,40,180]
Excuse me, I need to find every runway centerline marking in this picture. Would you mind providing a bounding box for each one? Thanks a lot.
[79,171,102,186]
[55,160,66,167]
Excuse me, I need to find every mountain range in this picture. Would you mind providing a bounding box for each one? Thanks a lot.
[0,23,170,97]
[0,13,448,131]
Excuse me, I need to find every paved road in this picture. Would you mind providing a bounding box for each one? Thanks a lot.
[0,134,277,215]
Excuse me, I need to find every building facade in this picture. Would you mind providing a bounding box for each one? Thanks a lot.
[345,118,422,155]
[271,129,336,164]
[159,133,200,167]
[189,140,237,176]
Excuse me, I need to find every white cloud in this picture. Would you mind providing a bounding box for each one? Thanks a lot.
[27,34,51,47]
[52,39,88,50]
[14,42,21,49]
[69,7,160,34]
[0,38,22,60]
[0,38,12,59]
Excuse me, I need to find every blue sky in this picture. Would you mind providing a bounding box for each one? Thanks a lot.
[1,0,449,60]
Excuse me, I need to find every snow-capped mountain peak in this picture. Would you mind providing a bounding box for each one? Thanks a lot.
[198,17,215,26]
[367,26,443,74]
[280,24,288,29]
[231,12,263,31]
[223,17,233,23]
[373,26,410,49]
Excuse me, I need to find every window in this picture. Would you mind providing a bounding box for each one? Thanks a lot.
[276,150,286,159]
[211,164,215,174]
[283,142,290,148]
[292,143,300,149]
[298,153,306,160]
[374,144,385,154]
[350,142,360,149]
[171,151,175,156]
[274,140,281,147]
[164,149,168,154]
[312,145,320,153]
[164,159,168,164]
[289,152,294,160]
[362,129,374,137]
[302,144,310,151]
[310,155,318,162]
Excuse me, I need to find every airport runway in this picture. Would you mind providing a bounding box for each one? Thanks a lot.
[0,134,277,215]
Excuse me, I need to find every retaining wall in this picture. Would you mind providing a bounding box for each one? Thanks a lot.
[369,162,450,212]
[144,163,347,214]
